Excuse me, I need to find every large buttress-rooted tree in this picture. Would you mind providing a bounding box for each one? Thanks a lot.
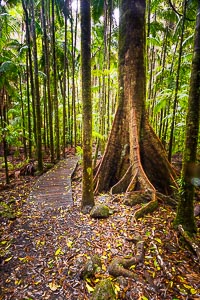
[94,0,176,198]
[81,0,95,212]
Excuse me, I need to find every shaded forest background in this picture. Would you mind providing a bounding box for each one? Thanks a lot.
[0,0,199,171]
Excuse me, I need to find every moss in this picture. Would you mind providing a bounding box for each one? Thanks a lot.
[134,200,158,219]
[174,182,197,234]
[80,255,102,279]
[90,204,110,219]
[91,279,116,300]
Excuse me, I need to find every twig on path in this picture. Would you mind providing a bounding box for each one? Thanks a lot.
[178,225,200,262]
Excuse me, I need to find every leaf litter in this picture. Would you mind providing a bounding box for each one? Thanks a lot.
[0,162,200,300]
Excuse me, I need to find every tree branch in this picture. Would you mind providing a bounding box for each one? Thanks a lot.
[168,0,195,22]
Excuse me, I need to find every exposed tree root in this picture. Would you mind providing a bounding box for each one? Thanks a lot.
[123,191,152,206]
[108,240,145,279]
[178,225,200,262]
[95,107,178,222]
[156,192,178,208]
[94,105,177,207]
[110,166,132,194]
[124,191,178,208]
[134,200,158,220]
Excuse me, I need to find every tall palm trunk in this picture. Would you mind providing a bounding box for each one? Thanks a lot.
[30,0,43,171]
[26,52,32,158]
[22,0,37,147]
[0,89,9,184]
[41,0,54,162]
[19,73,27,157]
[70,0,78,147]
[62,8,69,157]
[52,0,60,160]
[81,0,95,212]
[168,0,187,162]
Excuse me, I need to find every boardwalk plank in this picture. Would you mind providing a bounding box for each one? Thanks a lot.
[28,157,79,209]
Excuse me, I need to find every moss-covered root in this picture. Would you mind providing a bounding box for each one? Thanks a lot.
[108,241,145,279]
[178,225,200,262]
[91,279,116,300]
[134,200,158,220]
[124,191,152,206]
[80,255,102,279]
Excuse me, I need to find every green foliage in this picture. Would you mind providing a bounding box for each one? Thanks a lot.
[92,131,104,140]
[0,0,198,168]
[91,0,104,23]
[1,161,14,170]
[76,145,83,158]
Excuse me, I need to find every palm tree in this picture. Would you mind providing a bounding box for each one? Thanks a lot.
[30,0,43,171]
[81,0,95,212]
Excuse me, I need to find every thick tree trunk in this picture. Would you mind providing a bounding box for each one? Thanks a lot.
[94,0,176,197]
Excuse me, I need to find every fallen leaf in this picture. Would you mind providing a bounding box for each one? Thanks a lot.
[55,247,63,256]
[85,282,94,293]
[48,281,60,291]
[4,256,13,262]
[66,240,73,248]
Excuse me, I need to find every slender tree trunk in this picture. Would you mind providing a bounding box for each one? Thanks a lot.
[52,0,60,160]
[41,0,54,162]
[1,90,9,184]
[168,0,187,162]
[43,78,47,150]
[174,1,200,234]
[62,8,69,157]
[81,0,95,212]
[70,1,78,147]
[19,73,27,158]
[106,0,112,135]
[26,52,32,158]
[62,16,67,158]
[30,0,43,171]
[162,37,179,146]
[22,0,37,148]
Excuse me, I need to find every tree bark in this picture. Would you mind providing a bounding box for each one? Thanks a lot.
[81,0,95,212]
[168,0,187,162]
[22,0,37,148]
[41,0,54,163]
[174,1,200,234]
[30,0,43,172]
[52,0,60,161]
[94,0,176,198]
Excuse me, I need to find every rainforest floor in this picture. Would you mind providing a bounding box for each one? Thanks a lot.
[0,154,200,300]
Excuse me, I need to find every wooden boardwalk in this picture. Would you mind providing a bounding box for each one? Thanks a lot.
[29,157,79,210]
